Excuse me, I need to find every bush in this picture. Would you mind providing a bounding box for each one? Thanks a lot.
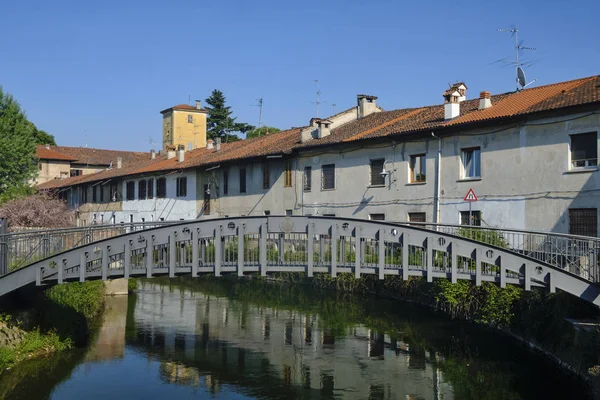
[45,281,105,321]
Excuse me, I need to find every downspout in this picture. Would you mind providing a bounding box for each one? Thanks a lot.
[431,132,441,224]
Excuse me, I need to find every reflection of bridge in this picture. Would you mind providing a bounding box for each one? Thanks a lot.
[0,217,599,305]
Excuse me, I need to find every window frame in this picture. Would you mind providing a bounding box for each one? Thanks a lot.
[321,164,335,190]
[176,176,187,197]
[187,114,193,123]
[284,160,293,188]
[262,163,270,190]
[126,181,135,201]
[408,212,426,223]
[569,208,597,236]
[239,167,247,193]
[461,147,481,179]
[570,132,598,170]
[369,213,385,221]
[156,177,167,199]
[223,169,229,195]
[460,210,482,226]
[409,154,426,183]
[369,159,385,186]
[138,180,147,200]
[147,179,154,199]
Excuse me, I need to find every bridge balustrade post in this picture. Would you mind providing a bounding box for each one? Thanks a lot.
[499,258,506,288]
[331,225,337,278]
[58,259,64,284]
[475,246,482,286]
[192,230,199,277]
[237,224,244,277]
[402,232,409,280]
[278,233,284,264]
[80,252,86,282]
[307,223,314,278]
[102,247,108,281]
[215,226,222,277]
[124,240,131,279]
[524,263,531,290]
[0,218,7,275]
[260,223,267,277]
[451,242,458,284]
[378,229,384,280]
[146,235,154,278]
[426,236,433,283]
[169,232,176,278]
[355,228,361,279]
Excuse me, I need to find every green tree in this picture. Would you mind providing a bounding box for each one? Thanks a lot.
[246,126,281,139]
[204,90,254,142]
[0,87,37,200]
[30,123,56,145]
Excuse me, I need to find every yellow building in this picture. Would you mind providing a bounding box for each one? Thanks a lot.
[160,102,208,151]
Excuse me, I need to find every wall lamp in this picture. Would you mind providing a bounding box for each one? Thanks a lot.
[379,159,396,182]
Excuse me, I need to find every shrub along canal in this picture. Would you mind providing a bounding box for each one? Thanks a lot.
[0,277,592,399]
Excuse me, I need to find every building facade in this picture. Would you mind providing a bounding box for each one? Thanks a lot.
[161,102,208,151]
[39,74,600,236]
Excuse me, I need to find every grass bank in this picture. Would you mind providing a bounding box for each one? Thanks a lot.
[0,280,105,371]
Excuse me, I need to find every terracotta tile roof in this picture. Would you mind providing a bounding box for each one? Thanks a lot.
[46,146,151,166]
[160,104,208,113]
[38,74,600,190]
[36,146,77,161]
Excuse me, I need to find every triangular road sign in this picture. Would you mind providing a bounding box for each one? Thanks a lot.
[464,188,478,202]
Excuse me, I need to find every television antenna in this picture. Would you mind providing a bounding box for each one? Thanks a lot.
[251,98,263,128]
[311,80,321,118]
[497,25,537,91]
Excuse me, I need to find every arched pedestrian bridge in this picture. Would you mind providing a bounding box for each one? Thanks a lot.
[1,217,599,306]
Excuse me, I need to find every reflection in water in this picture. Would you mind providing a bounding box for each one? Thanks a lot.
[0,278,592,400]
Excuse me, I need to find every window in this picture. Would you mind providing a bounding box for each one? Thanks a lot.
[264,210,271,216]
[322,213,336,217]
[81,186,88,203]
[126,181,135,201]
[38,163,42,171]
[223,169,229,195]
[239,168,247,193]
[262,163,270,190]
[571,132,597,169]
[370,159,385,186]
[203,184,210,215]
[99,185,104,202]
[410,154,426,183]
[176,176,187,197]
[460,211,481,226]
[286,209,293,216]
[284,160,293,187]
[303,166,312,191]
[408,212,426,223]
[569,208,597,236]
[147,179,154,199]
[70,169,83,177]
[461,147,481,178]
[157,177,167,198]
[92,186,97,203]
[188,142,193,151]
[187,114,193,123]
[138,180,147,200]
[369,214,385,221]
[322,164,335,190]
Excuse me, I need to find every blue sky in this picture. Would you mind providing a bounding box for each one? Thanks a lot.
[1,0,599,151]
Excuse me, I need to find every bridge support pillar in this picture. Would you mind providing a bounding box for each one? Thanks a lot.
[124,241,131,279]
[101,248,108,281]
[307,223,313,278]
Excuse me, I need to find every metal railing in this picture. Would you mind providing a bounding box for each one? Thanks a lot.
[396,222,600,281]
[0,221,177,275]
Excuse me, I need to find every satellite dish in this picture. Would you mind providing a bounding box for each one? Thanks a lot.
[517,67,527,88]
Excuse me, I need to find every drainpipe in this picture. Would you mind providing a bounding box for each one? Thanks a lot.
[431,132,441,224]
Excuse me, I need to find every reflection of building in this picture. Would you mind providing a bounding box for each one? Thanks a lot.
[134,281,454,399]
[85,295,127,362]
[160,362,200,386]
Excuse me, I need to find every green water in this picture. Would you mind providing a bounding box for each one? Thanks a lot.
[0,278,591,399]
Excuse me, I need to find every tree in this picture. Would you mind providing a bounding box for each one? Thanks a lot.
[30,123,56,145]
[0,192,75,228]
[0,87,38,200]
[204,90,254,142]
[246,126,281,139]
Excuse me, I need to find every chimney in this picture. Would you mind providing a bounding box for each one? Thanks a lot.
[357,95,378,119]
[177,148,185,162]
[195,100,202,110]
[45,144,50,150]
[316,119,332,139]
[116,157,122,169]
[215,137,221,151]
[478,91,492,110]
[150,149,156,159]
[443,88,461,120]
[207,139,214,150]
[167,149,176,159]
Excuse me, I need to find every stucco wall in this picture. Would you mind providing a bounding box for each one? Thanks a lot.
[37,160,70,183]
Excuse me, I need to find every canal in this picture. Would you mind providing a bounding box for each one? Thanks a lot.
[0,278,591,399]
